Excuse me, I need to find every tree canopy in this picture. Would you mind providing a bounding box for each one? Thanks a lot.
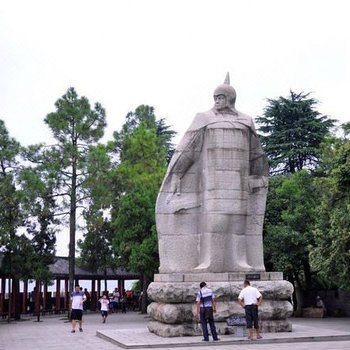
[256,91,335,174]
[310,138,350,289]
[31,87,107,293]
[111,112,170,277]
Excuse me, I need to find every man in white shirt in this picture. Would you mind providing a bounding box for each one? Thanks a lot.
[99,293,110,323]
[70,285,86,333]
[238,280,262,340]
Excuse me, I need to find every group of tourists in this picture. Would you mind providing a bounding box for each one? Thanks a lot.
[70,280,262,338]
[70,285,137,331]
[97,288,132,323]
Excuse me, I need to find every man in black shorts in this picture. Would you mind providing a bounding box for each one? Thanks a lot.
[238,280,263,340]
[71,285,86,333]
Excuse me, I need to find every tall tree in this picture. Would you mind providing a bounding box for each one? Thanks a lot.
[18,159,58,275]
[111,106,174,312]
[0,121,57,320]
[263,170,320,314]
[77,143,116,291]
[0,120,23,320]
[114,105,176,163]
[112,123,166,270]
[0,120,21,248]
[19,170,57,280]
[256,91,335,175]
[310,138,350,290]
[36,87,106,294]
[77,209,115,291]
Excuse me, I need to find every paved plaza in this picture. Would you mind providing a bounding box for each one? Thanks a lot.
[1,311,350,350]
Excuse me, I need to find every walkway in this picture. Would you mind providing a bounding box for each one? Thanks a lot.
[1,312,350,350]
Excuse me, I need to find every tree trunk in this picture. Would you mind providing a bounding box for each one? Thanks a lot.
[35,281,42,322]
[303,260,312,291]
[7,277,12,323]
[13,278,20,320]
[104,269,108,293]
[141,274,148,314]
[68,155,77,296]
[293,275,304,317]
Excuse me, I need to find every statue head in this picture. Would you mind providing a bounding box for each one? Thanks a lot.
[213,73,237,112]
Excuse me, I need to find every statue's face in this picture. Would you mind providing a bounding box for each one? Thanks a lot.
[214,94,227,110]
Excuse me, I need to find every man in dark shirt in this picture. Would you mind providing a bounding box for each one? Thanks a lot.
[195,282,219,342]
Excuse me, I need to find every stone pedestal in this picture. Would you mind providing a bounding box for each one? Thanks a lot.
[147,272,294,337]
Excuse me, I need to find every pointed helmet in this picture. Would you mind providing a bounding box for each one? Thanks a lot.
[213,72,237,110]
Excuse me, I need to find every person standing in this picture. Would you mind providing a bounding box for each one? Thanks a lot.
[120,289,127,313]
[111,288,120,313]
[196,282,219,342]
[315,296,326,317]
[83,288,90,311]
[238,280,263,340]
[70,285,86,333]
[29,287,36,313]
[99,293,110,323]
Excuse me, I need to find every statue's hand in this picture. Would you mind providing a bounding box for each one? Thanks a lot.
[174,174,181,196]
[248,175,268,191]
[165,175,181,204]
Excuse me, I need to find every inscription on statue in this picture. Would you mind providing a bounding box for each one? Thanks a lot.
[245,273,261,281]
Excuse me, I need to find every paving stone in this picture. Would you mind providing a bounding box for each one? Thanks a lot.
[1,312,350,350]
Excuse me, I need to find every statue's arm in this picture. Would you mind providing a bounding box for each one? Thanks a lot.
[249,127,269,191]
[166,129,204,194]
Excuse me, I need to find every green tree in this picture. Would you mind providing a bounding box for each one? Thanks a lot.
[77,142,117,292]
[342,122,350,138]
[310,139,350,290]
[114,105,176,163]
[18,165,58,280]
[0,120,21,249]
[111,107,174,312]
[112,123,166,269]
[0,120,25,320]
[32,88,107,294]
[256,91,335,174]
[21,178,57,313]
[0,120,59,320]
[77,209,115,291]
[264,171,320,314]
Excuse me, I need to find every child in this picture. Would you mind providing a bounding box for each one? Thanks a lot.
[99,293,110,323]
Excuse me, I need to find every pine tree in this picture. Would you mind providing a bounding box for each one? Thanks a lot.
[256,91,335,174]
[32,88,107,294]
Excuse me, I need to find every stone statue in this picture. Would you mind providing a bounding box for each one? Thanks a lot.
[148,77,292,338]
[156,74,268,273]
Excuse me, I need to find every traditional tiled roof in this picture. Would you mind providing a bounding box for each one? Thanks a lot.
[49,256,140,280]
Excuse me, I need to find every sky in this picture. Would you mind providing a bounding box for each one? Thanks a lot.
[1,0,349,255]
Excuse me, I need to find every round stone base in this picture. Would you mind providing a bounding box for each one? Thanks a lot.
[147,276,294,337]
[148,300,293,324]
[148,319,292,337]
